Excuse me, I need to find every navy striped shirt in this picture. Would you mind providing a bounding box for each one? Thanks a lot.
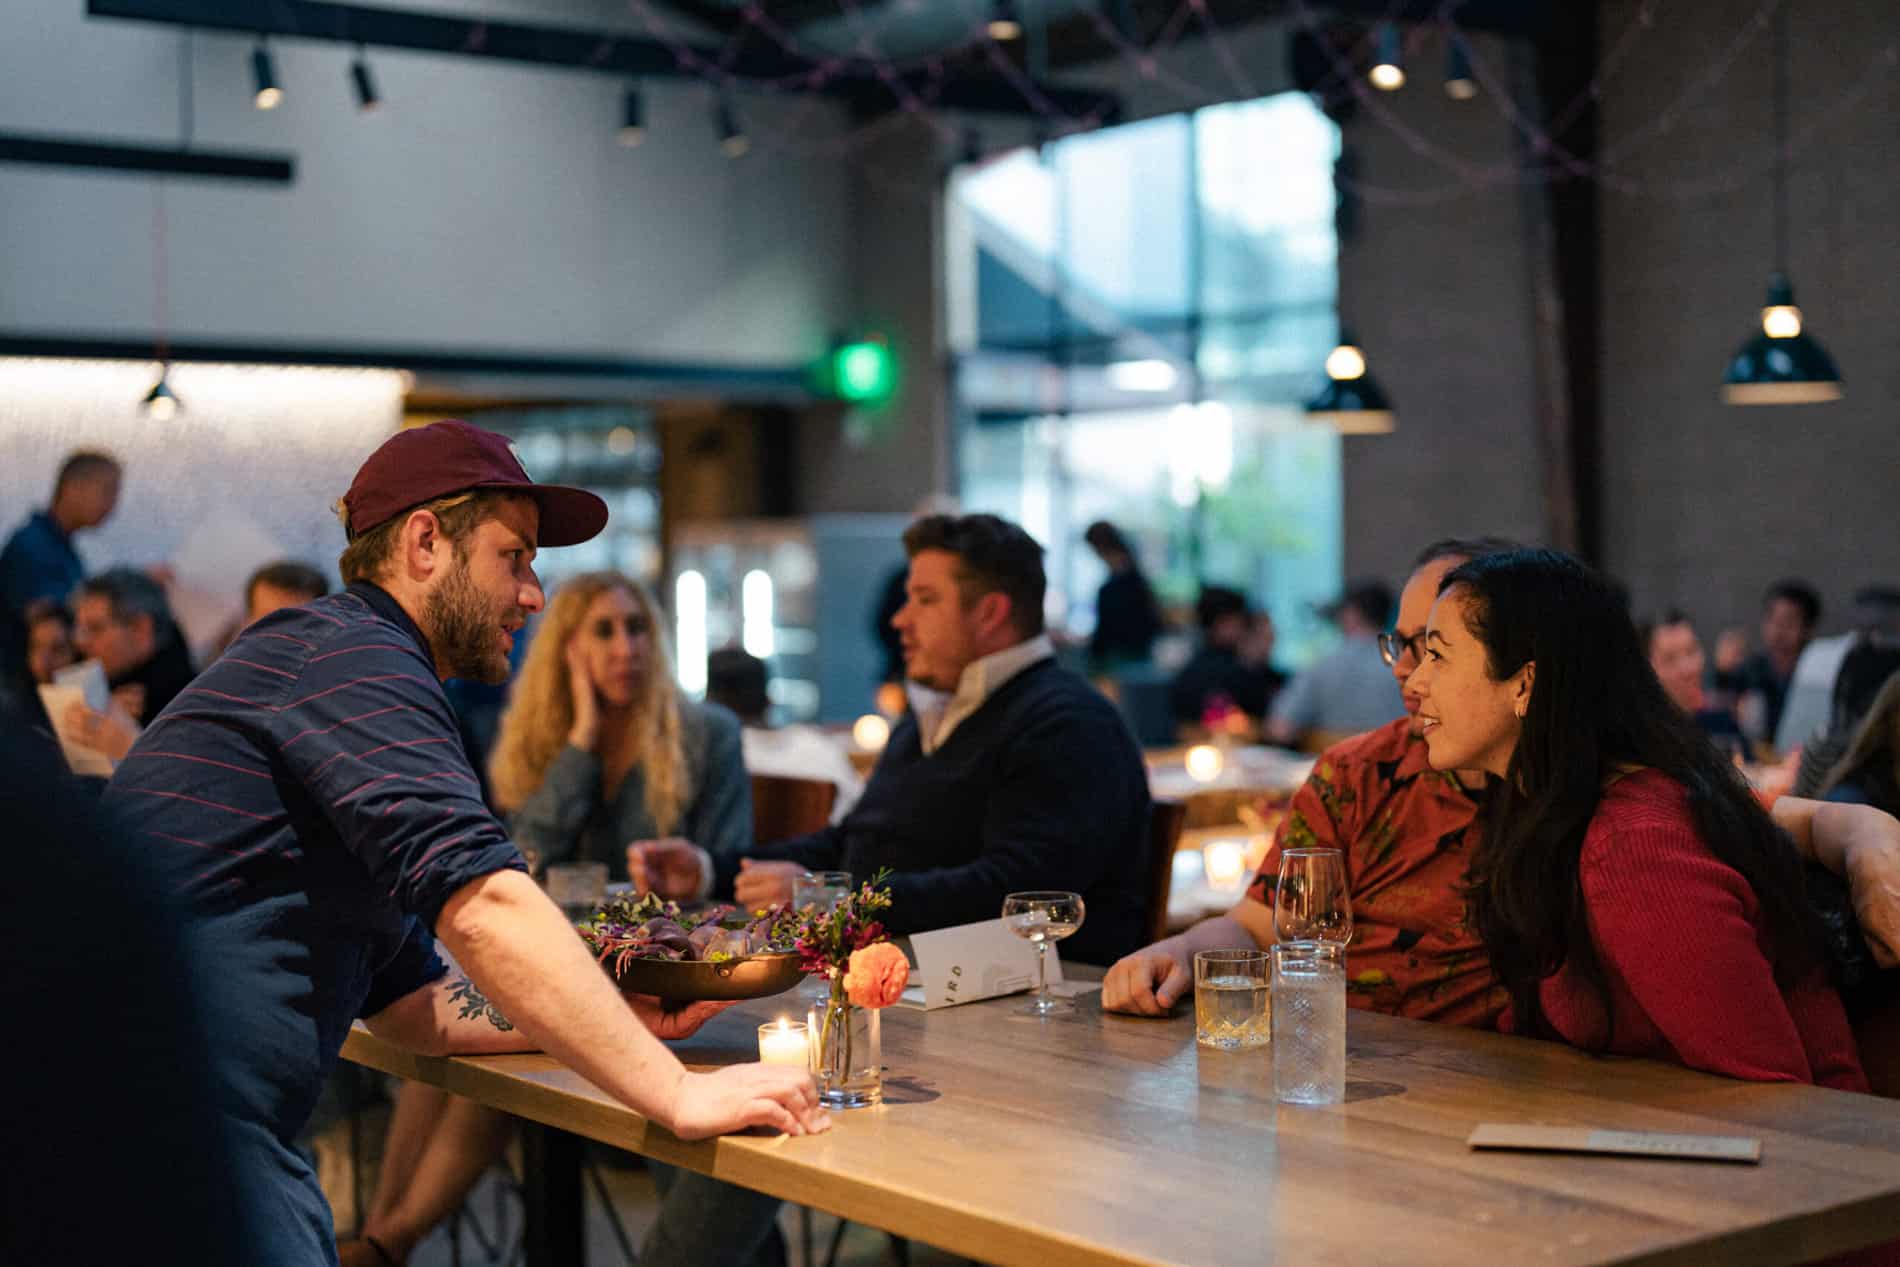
[101,580,523,1260]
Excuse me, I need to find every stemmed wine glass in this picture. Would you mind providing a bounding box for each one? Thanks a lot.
[1002,891,1085,1015]
[1273,848,1353,949]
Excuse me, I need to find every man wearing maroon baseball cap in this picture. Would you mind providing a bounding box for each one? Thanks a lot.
[102,419,827,1267]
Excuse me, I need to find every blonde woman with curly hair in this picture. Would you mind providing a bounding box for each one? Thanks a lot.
[491,571,750,885]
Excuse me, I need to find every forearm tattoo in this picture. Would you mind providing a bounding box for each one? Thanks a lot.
[447,976,515,1032]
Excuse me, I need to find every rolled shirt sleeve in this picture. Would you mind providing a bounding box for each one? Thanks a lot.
[275,633,523,929]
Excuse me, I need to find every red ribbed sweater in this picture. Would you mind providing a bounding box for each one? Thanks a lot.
[1528,768,1869,1091]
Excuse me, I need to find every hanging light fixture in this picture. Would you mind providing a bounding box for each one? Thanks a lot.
[1305,328,1395,434]
[350,45,380,112]
[988,0,1023,42]
[1721,2,1841,405]
[1368,24,1405,91]
[1444,34,1477,100]
[618,86,646,147]
[252,36,282,110]
[141,365,181,422]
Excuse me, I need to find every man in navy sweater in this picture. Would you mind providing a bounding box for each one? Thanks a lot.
[637,512,1152,967]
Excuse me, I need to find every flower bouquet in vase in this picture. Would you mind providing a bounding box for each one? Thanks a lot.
[796,868,907,1108]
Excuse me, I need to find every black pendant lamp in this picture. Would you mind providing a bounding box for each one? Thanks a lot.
[1721,2,1841,405]
[1306,328,1394,434]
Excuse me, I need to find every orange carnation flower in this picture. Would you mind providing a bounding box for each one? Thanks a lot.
[842,942,910,1009]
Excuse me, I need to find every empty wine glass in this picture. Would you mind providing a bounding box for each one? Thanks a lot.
[1002,891,1085,1015]
[1273,848,1353,948]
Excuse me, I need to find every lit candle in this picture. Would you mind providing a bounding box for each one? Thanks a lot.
[1185,743,1224,783]
[1203,840,1248,891]
[758,1018,810,1068]
[853,714,891,751]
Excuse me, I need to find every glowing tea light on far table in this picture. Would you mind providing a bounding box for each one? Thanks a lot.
[1203,840,1248,891]
[853,714,891,751]
[758,1019,811,1067]
[1184,744,1224,783]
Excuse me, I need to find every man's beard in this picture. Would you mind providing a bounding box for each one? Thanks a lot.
[423,559,512,684]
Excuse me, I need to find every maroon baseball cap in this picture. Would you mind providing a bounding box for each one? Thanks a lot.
[341,420,608,547]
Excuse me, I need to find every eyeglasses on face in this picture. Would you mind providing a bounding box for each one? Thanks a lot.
[1377,631,1425,667]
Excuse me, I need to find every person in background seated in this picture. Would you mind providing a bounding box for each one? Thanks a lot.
[0,449,120,693]
[246,559,330,624]
[1266,579,1403,748]
[63,568,197,763]
[1170,586,1285,729]
[634,513,1152,970]
[491,571,751,885]
[1083,519,1164,672]
[1714,578,1821,745]
[1776,586,1900,757]
[707,647,864,823]
[1410,549,1874,1092]
[23,599,75,687]
[1103,536,1900,1023]
[1817,672,1900,820]
[1641,609,1749,760]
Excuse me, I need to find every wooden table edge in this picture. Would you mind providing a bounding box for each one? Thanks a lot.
[341,1025,1166,1267]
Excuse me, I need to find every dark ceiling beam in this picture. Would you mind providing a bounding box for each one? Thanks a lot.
[1045,0,1553,72]
[86,0,1118,118]
[0,131,293,183]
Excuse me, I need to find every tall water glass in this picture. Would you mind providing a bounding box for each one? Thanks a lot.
[792,871,852,1001]
[1194,949,1270,1049]
[792,870,853,915]
[1271,941,1346,1106]
[1273,848,1353,947]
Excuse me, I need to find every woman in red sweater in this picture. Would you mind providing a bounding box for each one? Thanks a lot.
[1407,548,1869,1092]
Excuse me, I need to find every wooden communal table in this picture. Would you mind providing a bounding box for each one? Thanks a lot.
[344,970,1900,1267]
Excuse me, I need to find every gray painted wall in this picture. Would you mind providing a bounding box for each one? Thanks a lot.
[0,0,854,364]
[1334,30,1547,585]
[1596,0,1900,637]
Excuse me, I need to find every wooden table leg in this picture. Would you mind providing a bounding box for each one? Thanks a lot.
[521,1122,585,1267]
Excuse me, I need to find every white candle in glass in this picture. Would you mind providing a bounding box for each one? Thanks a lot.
[1203,840,1248,891]
[758,1018,811,1067]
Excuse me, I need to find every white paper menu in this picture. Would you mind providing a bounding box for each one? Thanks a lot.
[903,917,1064,1009]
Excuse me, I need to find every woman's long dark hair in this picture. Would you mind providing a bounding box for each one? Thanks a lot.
[1442,550,1822,1041]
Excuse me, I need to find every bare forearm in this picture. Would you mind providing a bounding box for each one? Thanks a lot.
[437,870,687,1128]
[1168,903,1277,960]
[1777,796,1864,875]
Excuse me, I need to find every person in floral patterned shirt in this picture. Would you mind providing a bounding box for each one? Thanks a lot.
[1103,536,1900,1030]
[1105,537,1513,1024]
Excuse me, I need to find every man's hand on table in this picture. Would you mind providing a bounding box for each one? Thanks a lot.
[1101,944,1192,1016]
[628,995,735,1040]
[669,1067,831,1140]
[628,837,708,899]
[734,859,803,908]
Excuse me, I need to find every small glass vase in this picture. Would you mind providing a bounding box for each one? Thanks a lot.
[811,986,881,1109]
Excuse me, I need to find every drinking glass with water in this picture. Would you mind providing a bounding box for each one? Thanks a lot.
[1193,949,1270,1049]
[1271,941,1346,1105]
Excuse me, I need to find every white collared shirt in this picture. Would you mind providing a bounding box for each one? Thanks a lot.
[916,634,1055,755]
